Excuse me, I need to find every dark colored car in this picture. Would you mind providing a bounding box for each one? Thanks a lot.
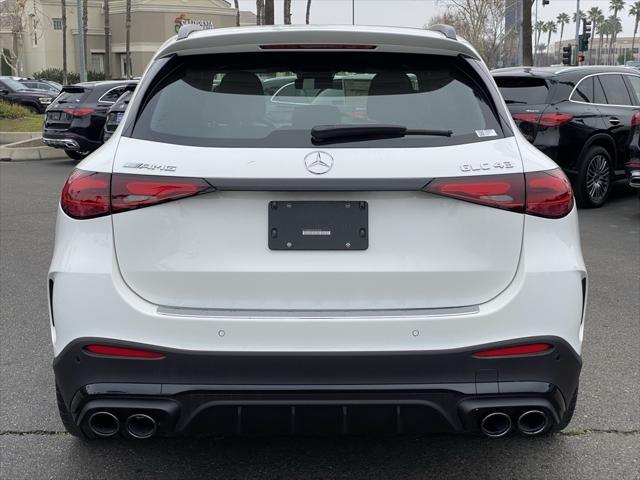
[102,89,133,142]
[42,80,138,160]
[492,66,640,207]
[19,79,62,96]
[626,112,640,197]
[0,76,56,114]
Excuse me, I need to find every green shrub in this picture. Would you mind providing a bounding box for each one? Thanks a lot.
[32,68,105,84]
[0,99,31,119]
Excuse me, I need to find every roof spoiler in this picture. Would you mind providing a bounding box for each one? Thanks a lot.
[426,24,457,41]
[61,85,86,93]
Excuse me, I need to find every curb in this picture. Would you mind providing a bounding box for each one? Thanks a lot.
[0,131,41,145]
[0,137,62,162]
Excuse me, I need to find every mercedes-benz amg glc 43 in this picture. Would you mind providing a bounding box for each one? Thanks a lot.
[49,25,586,439]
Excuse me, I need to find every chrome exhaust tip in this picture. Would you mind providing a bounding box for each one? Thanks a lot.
[88,411,120,438]
[517,410,549,436]
[480,412,512,438]
[125,413,157,439]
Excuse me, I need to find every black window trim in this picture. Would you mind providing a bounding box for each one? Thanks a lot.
[570,72,640,108]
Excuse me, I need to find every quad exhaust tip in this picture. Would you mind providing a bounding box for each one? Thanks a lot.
[88,411,120,438]
[480,412,512,438]
[517,410,549,436]
[125,413,157,439]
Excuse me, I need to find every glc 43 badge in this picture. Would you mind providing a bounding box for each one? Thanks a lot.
[460,161,514,172]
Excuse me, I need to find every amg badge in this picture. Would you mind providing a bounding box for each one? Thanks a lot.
[123,162,177,172]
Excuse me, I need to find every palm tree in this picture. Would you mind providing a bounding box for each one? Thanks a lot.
[534,20,545,65]
[61,0,67,84]
[104,0,110,79]
[125,0,131,78]
[306,0,312,24]
[597,20,610,64]
[545,21,557,60]
[556,12,570,60]
[588,7,604,64]
[82,0,88,69]
[630,1,640,61]
[573,9,586,23]
[234,0,240,26]
[609,0,626,61]
[264,0,274,24]
[256,0,264,25]
[284,0,291,24]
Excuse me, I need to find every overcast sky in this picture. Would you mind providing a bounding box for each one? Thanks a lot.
[237,0,640,42]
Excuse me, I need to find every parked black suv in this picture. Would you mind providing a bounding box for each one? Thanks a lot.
[42,80,137,160]
[0,76,56,114]
[492,66,640,207]
[102,89,133,142]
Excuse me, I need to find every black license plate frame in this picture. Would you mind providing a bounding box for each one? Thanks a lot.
[268,201,368,251]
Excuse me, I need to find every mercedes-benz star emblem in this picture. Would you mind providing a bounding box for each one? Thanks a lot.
[304,151,334,175]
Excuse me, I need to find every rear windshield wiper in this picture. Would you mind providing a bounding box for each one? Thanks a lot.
[504,100,528,104]
[311,125,453,143]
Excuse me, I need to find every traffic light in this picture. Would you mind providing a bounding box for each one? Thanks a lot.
[577,54,585,63]
[581,19,592,51]
[562,45,572,65]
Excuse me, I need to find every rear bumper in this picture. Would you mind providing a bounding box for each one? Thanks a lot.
[42,130,100,152]
[55,336,581,437]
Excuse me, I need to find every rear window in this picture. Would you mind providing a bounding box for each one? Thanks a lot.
[130,53,504,148]
[54,88,90,104]
[494,77,550,105]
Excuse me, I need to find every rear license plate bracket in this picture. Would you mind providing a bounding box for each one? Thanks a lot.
[268,201,368,250]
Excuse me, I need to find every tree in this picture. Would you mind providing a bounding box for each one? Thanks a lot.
[284,0,291,24]
[104,0,111,79]
[234,0,240,26]
[523,0,533,65]
[430,0,516,69]
[125,0,131,77]
[82,0,88,68]
[256,0,264,24]
[545,21,557,59]
[556,12,570,60]
[534,20,545,60]
[61,0,68,83]
[630,1,640,61]
[587,7,604,64]
[573,9,586,23]
[264,0,274,24]
[609,0,626,61]
[306,0,312,24]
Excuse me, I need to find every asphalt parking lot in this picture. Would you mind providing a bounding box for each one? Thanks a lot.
[0,158,638,480]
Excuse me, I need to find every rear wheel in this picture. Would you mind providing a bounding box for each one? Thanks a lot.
[574,146,612,208]
[64,150,90,161]
[55,385,86,439]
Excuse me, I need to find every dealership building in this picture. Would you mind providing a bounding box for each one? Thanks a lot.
[0,0,256,78]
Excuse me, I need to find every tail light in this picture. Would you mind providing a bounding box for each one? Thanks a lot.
[61,169,213,219]
[62,107,95,117]
[513,113,573,126]
[473,343,553,358]
[424,168,573,218]
[84,344,165,359]
[631,111,640,127]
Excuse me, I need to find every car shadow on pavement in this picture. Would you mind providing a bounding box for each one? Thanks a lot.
[63,433,584,479]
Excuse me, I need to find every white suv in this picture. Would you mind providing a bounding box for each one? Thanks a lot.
[49,25,586,440]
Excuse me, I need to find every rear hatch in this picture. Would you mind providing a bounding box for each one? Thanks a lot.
[493,75,551,142]
[45,86,91,130]
[111,52,524,311]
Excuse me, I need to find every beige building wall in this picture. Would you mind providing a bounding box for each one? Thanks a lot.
[4,0,247,78]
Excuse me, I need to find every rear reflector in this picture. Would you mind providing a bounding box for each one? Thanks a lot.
[61,169,213,219]
[473,343,553,358]
[260,44,377,50]
[424,168,573,218]
[513,113,573,126]
[84,345,165,359]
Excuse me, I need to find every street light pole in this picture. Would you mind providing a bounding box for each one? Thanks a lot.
[533,0,538,66]
[352,0,355,25]
[76,0,86,82]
